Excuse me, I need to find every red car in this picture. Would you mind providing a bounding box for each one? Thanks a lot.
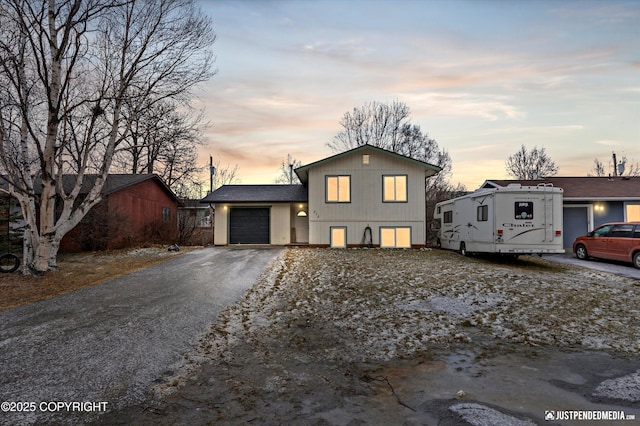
[573,222,640,269]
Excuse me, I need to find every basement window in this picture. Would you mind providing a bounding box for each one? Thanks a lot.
[330,227,347,248]
[380,227,411,248]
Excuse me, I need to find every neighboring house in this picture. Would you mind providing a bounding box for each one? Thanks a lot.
[178,199,213,246]
[201,145,441,247]
[60,174,180,251]
[482,177,640,248]
[1,174,179,252]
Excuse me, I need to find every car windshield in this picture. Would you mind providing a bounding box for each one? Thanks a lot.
[592,225,613,237]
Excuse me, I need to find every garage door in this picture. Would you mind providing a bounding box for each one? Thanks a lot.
[229,208,270,244]
[563,206,588,249]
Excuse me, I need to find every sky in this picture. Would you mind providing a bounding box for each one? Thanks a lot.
[195,0,639,191]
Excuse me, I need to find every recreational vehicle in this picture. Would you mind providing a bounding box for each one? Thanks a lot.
[433,184,564,256]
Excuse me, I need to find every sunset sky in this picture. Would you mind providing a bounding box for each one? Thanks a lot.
[196,0,639,191]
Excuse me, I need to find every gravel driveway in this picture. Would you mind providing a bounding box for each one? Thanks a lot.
[0,247,282,426]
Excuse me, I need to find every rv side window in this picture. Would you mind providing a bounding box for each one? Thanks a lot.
[515,202,533,220]
[477,205,488,222]
[443,211,453,223]
[436,206,441,214]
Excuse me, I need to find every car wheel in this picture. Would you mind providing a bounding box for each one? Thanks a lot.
[633,252,640,269]
[459,242,467,257]
[575,244,589,260]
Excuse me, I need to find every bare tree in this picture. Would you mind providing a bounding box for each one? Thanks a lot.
[588,158,606,177]
[328,101,410,152]
[112,99,208,194]
[505,145,558,180]
[0,0,215,274]
[589,154,640,177]
[275,154,302,184]
[211,160,240,191]
[329,100,463,245]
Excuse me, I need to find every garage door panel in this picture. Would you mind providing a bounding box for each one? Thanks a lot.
[229,208,270,244]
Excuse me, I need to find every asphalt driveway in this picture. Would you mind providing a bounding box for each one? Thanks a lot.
[546,253,640,280]
[0,247,282,425]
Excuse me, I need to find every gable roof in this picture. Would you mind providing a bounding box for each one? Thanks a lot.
[2,174,179,202]
[295,144,442,185]
[200,184,308,204]
[482,177,640,200]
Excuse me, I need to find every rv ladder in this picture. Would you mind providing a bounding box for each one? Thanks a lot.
[538,183,554,242]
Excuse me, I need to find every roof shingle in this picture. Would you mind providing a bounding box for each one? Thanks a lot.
[200,185,308,204]
[483,177,640,200]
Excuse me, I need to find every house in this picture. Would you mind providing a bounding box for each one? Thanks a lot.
[3,174,180,251]
[482,177,640,248]
[177,199,213,246]
[201,145,441,247]
[58,174,180,251]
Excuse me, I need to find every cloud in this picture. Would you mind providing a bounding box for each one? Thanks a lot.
[404,92,525,121]
[595,140,622,146]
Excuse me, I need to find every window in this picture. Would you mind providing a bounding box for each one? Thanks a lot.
[634,225,640,239]
[383,175,407,202]
[515,202,533,220]
[626,203,640,221]
[477,205,488,222]
[330,227,347,248]
[380,227,411,248]
[326,176,350,202]
[609,224,634,238]
[162,207,171,223]
[362,154,370,165]
[443,211,453,224]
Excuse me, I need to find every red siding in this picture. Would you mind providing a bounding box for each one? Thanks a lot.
[60,178,178,252]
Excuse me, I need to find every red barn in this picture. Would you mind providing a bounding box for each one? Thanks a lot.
[60,174,180,251]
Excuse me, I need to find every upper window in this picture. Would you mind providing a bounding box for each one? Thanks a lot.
[515,202,533,220]
[326,176,350,203]
[383,175,407,202]
[477,205,488,222]
[443,211,453,224]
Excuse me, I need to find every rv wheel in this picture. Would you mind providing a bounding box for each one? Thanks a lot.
[436,239,442,249]
[459,242,467,257]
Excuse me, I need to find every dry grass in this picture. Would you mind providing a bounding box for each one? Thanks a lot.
[0,246,196,311]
